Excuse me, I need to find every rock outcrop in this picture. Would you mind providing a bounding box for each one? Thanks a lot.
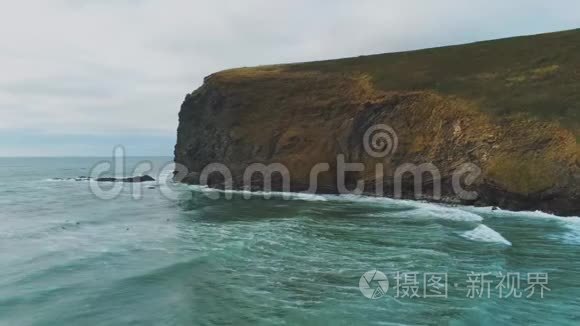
[96,175,155,183]
[174,30,580,216]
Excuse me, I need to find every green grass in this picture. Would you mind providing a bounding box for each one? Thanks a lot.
[279,28,580,135]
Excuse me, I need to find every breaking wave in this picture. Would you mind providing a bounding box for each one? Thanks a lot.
[461,224,512,246]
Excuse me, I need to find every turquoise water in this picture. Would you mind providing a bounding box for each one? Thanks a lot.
[0,157,579,325]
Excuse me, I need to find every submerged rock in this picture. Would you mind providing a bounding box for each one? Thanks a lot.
[95,175,155,183]
[51,177,91,181]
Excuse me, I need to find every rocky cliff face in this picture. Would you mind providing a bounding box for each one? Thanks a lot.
[175,31,580,216]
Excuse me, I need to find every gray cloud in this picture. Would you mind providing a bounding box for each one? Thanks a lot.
[0,0,579,138]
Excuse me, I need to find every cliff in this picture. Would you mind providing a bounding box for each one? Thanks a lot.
[175,29,580,216]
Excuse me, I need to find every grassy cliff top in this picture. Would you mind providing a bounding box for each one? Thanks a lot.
[213,28,580,137]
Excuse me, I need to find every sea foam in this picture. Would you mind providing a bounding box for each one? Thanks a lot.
[461,224,512,246]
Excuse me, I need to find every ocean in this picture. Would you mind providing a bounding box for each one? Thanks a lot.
[0,157,579,325]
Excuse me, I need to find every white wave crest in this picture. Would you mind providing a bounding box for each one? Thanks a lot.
[462,205,579,220]
[402,202,483,222]
[461,224,512,246]
[186,186,487,222]
[188,186,329,202]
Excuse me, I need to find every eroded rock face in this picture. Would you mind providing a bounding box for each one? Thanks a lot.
[174,68,579,216]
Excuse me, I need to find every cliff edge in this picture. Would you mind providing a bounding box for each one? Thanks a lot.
[175,29,580,216]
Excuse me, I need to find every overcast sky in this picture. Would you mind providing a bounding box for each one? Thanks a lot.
[0,0,578,156]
